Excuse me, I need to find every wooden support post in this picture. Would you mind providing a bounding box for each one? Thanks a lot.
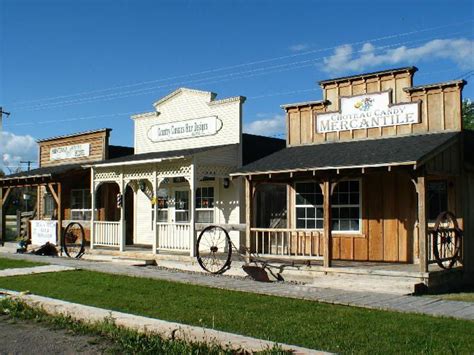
[417,174,429,273]
[0,188,4,246]
[90,168,95,250]
[189,161,196,257]
[245,177,252,264]
[119,174,126,252]
[323,179,332,268]
[57,182,62,253]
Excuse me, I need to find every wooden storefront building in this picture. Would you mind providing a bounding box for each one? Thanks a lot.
[0,129,133,247]
[232,67,473,285]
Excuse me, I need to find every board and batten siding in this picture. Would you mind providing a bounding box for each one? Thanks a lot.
[39,131,109,167]
[134,89,243,154]
[286,71,463,146]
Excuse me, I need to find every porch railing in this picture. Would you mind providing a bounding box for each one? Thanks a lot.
[156,223,191,251]
[93,221,120,247]
[250,228,323,258]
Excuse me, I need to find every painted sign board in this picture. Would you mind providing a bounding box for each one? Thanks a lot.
[31,220,57,245]
[316,91,419,133]
[50,143,90,161]
[147,116,222,143]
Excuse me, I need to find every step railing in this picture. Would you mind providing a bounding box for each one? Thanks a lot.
[156,223,191,251]
[250,228,323,258]
[93,221,120,247]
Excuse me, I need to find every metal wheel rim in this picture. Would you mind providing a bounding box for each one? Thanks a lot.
[62,222,85,259]
[196,225,232,274]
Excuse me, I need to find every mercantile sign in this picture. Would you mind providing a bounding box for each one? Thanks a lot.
[50,143,90,161]
[147,116,222,142]
[316,91,420,133]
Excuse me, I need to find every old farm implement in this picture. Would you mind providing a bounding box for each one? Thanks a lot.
[429,211,463,270]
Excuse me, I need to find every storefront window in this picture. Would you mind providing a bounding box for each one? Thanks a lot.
[70,189,92,220]
[331,180,360,232]
[156,188,169,223]
[428,180,448,222]
[295,182,323,229]
[43,192,55,218]
[175,190,189,222]
[196,187,214,223]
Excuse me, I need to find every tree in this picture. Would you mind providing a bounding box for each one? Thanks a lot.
[0,169,4,177]
[462,99,474,131]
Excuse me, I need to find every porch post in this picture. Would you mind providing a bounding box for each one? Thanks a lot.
[90,167,95,250]
[152,170,158,255]
[417,174,429,273]
[323,178,332,268]
[119,173,126,252]
[189,161,196,257]
[0,187,4,247]
[245,176,252,264]
[57,183,62,252]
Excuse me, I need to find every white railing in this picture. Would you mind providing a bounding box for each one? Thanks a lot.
[251,228,323,258]
[93,221,120,247]
[156,223,191,251]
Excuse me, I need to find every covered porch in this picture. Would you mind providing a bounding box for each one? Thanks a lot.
[235,132,464,275]
[90,145,239,256]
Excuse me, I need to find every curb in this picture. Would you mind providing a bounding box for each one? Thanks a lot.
[0,289,330,355]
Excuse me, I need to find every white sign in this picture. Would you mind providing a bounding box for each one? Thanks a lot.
[50,143,90,161]
[316,91,419,133]
[31,220,57,245]
[147,116,222,142]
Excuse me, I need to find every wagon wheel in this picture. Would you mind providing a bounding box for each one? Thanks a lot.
[62,222,86,259]
[196,225,232,274]
[432,211,462,270]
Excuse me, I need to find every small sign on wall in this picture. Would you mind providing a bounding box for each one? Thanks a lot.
[315,91,420,133]
[147,116,222,143]
[50,143,90,161]
[31,220,57,245]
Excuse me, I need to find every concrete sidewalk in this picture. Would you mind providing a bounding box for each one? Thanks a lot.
[0,251,473,321]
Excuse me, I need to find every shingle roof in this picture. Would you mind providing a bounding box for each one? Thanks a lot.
[1,163,84,181]
[232,132,459,176]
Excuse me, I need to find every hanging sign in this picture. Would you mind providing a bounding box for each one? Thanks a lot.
[315,91,419,133]
[31,220,57,245]
[147,116,222,142]
[50,143,90,161]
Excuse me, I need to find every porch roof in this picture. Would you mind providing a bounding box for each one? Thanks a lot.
[0,163,84,186]
[90,144,239,167]
[231,131,459,176]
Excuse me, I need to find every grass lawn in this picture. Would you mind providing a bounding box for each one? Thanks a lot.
[430,285,474,303]
[0,257,46,270]
[0,270,472,354]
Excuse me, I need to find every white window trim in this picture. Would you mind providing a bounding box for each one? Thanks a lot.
[70,188,92,221]
[293,179,362,234]
[196,182,216,224]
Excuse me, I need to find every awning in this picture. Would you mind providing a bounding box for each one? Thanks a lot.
[0,163,85,187]
[231,132,459,176]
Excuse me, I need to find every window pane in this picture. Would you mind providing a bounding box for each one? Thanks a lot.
[307,208,315,219]
[316,208,323,218]
[157,210,168,223]
[349,207,359,219]
[350,219,359,231]
[296,208,305,219]
[316,220,323,229]
[340,220,350,231]
[176,211,189,222]
[196,210,214,223]
[340,207,349,218]
[332,220,340,230]
[349,180,359,192]
[296,219,305,229]
[306,219,315,229]
[349,193,359,204]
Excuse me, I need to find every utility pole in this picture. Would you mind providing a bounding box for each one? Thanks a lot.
[0,106,11,133]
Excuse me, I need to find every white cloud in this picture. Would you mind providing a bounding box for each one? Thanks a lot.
[244,114,286,137]
[289,43,309,52]
[322,38,474,74]
[1,131,38,174]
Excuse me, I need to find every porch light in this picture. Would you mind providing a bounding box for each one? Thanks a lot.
[223,178,230,189]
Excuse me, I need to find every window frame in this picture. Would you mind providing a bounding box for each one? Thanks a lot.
[294,181,324,230]
[195,182,216,224]
[70,188,92,221]
[292,178,362,234]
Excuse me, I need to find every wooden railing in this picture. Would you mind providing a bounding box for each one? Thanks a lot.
[156,223,191,251]
[250,228,323,258]
[93,221,120,247]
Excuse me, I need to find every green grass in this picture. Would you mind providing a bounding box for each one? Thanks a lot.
[429,285,474,303]
[0,270,473,354]
[0,298,283,354]
[0,257,45,270]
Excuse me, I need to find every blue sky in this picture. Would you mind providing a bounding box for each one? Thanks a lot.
[1,0,473,171]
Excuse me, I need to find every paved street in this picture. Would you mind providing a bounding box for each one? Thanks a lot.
[0,315,112,355]
[0,252,473,321]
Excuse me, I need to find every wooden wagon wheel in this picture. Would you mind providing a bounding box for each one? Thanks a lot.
[196,225,232,274]
[432,211,462,270]
[62,222,86,259]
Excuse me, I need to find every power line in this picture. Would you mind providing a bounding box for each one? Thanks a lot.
[13,30,472,112]
[8,19,474,108]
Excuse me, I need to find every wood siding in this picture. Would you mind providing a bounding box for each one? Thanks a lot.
[39,131,109,167]
[286,71,463,147]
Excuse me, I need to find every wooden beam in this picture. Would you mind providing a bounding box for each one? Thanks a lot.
[245,177,252,264]
[47,183,59,205]
[2,187,12,206]
[417,174,429,273]
[323,179,332,268]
